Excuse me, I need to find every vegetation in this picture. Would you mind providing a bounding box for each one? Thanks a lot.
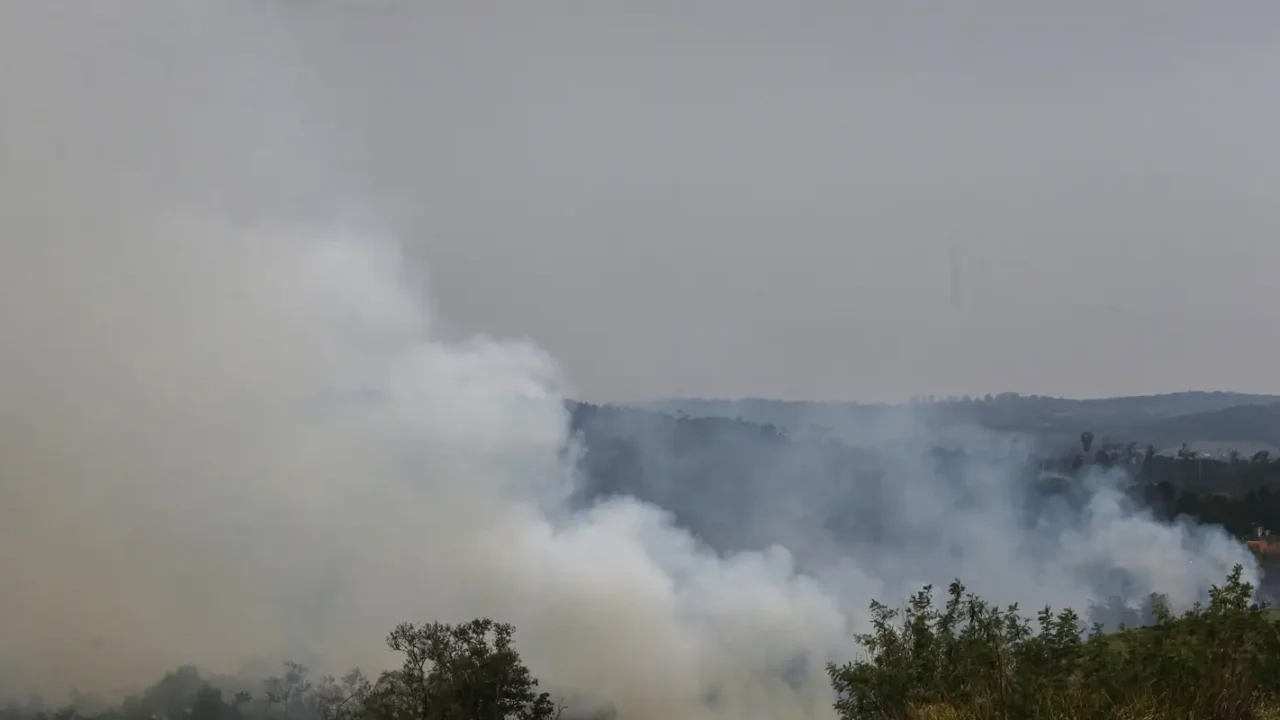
[7,567,1276,720]
[572,399,1280,546]
[640,392,1280,448]
[566,402,1280,717]
[1,621,563,720]
[829,565,1280,720]
[8,400,1280,720]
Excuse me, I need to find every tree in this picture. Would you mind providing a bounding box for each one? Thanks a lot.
[191,685,242,720]
[1080,431,1094,454]
[367,619,560,720]
[313,669,372,720]
[264,662,311,720]
[828,566,1280,720]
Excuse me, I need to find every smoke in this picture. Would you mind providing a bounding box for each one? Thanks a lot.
[0,4,1258,720]
[0,221,846,717]
[569,407,1258,627]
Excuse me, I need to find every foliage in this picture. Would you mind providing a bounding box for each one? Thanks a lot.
[8,407,1280,720]
[1,620,559,720]
[570,401,1280,550]
[828,565,1280,720]
[6,571,1279,720]
[366,619,560,720]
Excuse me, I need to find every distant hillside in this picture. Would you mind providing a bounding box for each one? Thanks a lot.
[565,400,890,560]
[634,392,1280,449]
[564,400,1280,592]
[1121,403,1280,448]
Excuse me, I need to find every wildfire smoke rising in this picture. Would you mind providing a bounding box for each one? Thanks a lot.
[0,4,1257,720]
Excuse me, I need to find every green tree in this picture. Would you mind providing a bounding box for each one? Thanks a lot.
[367,619,560,720]
[828,565,1280,720]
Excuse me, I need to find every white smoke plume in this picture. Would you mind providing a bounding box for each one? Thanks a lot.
[0,4,1258,720]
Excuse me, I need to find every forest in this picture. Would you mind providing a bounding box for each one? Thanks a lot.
[571,401,1280,554]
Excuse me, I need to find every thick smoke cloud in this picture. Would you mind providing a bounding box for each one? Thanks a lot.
[569,408,1257,624]
[0,4,1258,720]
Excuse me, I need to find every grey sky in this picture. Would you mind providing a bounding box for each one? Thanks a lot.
[8,2,1280,403]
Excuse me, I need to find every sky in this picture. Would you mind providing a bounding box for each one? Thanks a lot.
[6,1,1280,403]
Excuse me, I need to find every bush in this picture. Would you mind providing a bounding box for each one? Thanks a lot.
[827,565,1280,720]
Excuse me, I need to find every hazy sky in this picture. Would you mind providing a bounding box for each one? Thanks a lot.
[8,2,1280,403]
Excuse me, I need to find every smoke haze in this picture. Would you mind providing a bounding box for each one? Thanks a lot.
[0,4,1261,720]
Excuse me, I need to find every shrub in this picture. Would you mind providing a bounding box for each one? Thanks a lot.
[828,565,1280,720]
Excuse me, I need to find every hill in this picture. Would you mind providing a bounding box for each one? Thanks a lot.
[1119,403,1280,448]
[634,392,1280,450]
